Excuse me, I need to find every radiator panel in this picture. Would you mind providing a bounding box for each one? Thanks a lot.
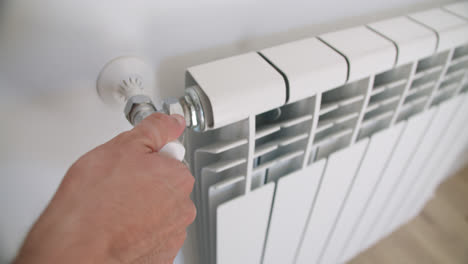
[435,94,468,180]
[340,108,436,261]
[319,122,405,264]
[184,3,468,263]
[398,94,468,223]
[366,96,463,244]
[216,183,275,264]
[262,160,325,264]
[362,109,435,249]
[295,139,368,264]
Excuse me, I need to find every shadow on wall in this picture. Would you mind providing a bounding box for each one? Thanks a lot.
[0,1,150,101]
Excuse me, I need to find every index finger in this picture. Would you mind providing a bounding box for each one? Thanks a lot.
[132,113,186,152]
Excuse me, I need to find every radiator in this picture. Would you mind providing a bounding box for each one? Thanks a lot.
[181,2,468,264]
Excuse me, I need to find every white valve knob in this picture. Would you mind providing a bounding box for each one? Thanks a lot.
[159,141,186,161]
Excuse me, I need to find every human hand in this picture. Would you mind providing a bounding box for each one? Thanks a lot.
[14,113,196,264]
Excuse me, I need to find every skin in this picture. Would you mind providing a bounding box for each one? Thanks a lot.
[14,113,196,264]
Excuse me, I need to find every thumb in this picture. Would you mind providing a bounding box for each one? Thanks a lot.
[132,113,186,152]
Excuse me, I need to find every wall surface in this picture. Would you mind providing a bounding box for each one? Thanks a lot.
[0,0,455,263]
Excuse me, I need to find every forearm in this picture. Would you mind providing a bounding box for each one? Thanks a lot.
[14,215,115,264]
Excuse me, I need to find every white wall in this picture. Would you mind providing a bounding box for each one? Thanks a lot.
[0,0,454,262]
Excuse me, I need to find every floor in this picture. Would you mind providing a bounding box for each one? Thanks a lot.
[350,163,468,264]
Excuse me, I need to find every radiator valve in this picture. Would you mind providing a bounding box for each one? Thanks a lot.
[96,56,210,160]
[162,86,206,132]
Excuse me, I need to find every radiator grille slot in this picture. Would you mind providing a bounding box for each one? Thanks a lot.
[395,52,450,121]
[430,46,468,106]
[313,79,367,159]
[254,96,315,182]
[356,65,411,140]
[415,51,448,73]
[461,83,468,94]
[452,43,468,62]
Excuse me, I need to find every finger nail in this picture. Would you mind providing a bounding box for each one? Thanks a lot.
[172,114,186,127]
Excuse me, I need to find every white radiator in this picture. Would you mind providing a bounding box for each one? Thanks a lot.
[182,2,468,263]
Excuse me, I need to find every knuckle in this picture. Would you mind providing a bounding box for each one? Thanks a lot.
[158,160,194,197]
[178,231,187,243]
[176,167,195,194]
[183,201,197,225]
[170,231,187,250]
[183,174,195,191]
[160,232,186,262]
[173,162,191,175]
[180,163,192,173]
[178,165,193,179]
[187,175,195,188]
